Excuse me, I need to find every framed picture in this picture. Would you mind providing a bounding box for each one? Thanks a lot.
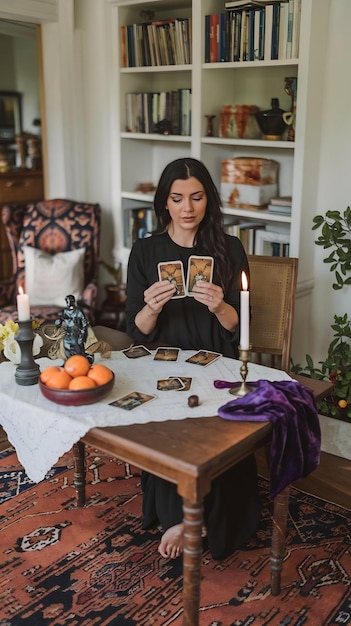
[0,91,22,144]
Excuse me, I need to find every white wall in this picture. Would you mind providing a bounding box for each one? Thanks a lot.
[309,0,351,364]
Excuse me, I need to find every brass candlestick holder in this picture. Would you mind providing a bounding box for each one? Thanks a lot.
[15,319,41,386]
[229,346,253,397]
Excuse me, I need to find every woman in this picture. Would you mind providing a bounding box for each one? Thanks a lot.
[126,158,260,560]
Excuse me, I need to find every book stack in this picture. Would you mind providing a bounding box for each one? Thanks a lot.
[205,0,301,63]
[268,196,292,215]
[223,215,266,254]
[125,88,191,135]
[120,17,192,68]
[255,228,290,256]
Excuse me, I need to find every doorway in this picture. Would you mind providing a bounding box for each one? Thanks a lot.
[0,20,45,280]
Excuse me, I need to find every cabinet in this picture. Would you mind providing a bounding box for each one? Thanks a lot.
[0,170,44,280]
[109,0,328,275]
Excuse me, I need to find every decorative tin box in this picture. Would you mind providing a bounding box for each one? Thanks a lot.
[221,157,279,208]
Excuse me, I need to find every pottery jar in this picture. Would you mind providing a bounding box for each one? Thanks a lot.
[219,105,261,139]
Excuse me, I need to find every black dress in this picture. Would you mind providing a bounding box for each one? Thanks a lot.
[126,232,261,559]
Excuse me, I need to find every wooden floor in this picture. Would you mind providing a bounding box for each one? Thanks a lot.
[1,425,350,510]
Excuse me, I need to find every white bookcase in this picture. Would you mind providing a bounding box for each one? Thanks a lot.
[108,0,328,277]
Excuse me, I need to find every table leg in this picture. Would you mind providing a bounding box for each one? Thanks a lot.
[182,498,204,626]
[270,485,290,595]
[73,441,86,507]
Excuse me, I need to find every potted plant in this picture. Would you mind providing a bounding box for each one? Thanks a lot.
[291,207,351,420]
[99,259,126,308]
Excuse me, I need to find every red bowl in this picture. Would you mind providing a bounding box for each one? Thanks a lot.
[38,374,115,406]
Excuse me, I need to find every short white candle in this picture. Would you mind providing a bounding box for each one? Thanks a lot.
[17,286,30,321]
[240,271,250,350]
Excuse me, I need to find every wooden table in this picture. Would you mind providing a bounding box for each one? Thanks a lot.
[72,374,333,626]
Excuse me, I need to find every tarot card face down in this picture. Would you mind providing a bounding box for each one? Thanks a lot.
[154,347,180,362]
[157,377,185,391]
[110,391,156,410]
[185,350,221,366]
[158,261,186,298]
[122,345,152,359]
[186,256,214,295]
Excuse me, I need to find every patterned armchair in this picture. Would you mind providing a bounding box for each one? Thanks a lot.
[0,199,101,325]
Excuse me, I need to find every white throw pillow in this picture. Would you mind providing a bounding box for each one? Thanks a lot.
[24,246,85,307]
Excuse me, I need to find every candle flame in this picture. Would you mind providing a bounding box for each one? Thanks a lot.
[241,271,248,291]
[18,286,24,296]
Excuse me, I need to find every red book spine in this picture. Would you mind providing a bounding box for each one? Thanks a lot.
[210,13,219,63]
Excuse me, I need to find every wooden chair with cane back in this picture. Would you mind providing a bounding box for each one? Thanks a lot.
[247,254,300,597]
[247,255,299,372]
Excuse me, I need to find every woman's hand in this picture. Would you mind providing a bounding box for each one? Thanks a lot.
[144,280,176,313]
[192,280,238,332]
[191,280,224,313]
[135,280,176,335]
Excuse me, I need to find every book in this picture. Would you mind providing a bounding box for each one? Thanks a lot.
[278,1,289,59]
[268,196,292,215]
[286,0,294,58]
[291,0,301,58]
[253,8,261,60]
[120,25,128,68]
[204,14,211,62]
[219,12,227,62]
[225,0,288,9]
[210,13,219,63]
[269,195,292,206]
[247,9,256,61]
[271,2,280,60]
[240,9,248,61]
[264,4,273,61]
[268,203,292,215]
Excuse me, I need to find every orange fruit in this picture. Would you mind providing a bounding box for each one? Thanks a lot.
[87,363,114,386]
[64,354,91,378]
[40,366,72,389]
[338,399,347,409]
[69,376,96,390]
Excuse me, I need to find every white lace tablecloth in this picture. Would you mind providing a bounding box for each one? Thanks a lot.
[0,350,292,483]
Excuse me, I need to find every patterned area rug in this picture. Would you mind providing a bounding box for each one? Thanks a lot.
[0,446,350,625]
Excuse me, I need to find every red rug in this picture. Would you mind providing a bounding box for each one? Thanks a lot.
[0,446,350,625]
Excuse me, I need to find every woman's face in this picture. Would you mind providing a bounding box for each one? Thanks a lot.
[166,177,207,235]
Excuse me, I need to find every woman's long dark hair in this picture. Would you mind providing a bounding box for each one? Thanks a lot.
[153,158,234,292]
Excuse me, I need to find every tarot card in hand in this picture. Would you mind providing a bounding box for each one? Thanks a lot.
[186,255,214,295]
[185,350,221,366]
[157,260,186,298]
[122,345,152,359]
[154,347,180,362]
[157,377,185,391]
[110,391,156,410]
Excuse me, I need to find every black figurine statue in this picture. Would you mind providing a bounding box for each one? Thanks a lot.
[55,295,93,363]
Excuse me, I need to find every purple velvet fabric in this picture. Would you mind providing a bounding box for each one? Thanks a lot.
[214,379,321,498]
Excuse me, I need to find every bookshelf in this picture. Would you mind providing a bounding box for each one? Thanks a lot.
[109,0,328,271]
